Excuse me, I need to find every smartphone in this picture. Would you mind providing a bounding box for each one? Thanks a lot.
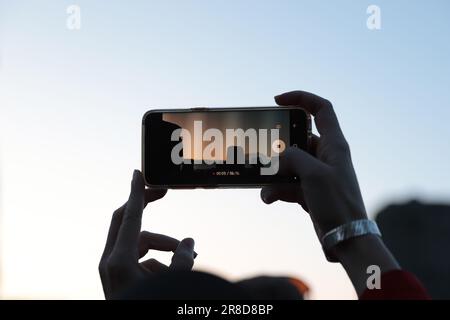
[142,106,311,188]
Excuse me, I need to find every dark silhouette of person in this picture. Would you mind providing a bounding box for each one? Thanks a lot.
[121,272,306,300]
[376,200,450,299]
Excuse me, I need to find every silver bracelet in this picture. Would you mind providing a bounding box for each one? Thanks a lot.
[321,219,381,263]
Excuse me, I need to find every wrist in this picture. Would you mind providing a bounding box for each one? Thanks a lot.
[331,234,383,262]
[321,219,381,262]
[333,233,399,267]
[331,234,400,296]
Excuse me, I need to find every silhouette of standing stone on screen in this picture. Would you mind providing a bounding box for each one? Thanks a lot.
[226,145,245,164]
[148,114,186,183]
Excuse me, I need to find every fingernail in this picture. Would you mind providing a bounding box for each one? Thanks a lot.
[132,170,140,185]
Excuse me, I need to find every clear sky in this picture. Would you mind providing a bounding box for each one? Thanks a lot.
[0,0,449,299]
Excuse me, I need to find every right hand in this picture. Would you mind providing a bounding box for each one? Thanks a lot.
[261,91,368,238]
[262,91,401,296]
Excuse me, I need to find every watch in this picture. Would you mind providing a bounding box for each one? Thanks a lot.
[321,219,382,263]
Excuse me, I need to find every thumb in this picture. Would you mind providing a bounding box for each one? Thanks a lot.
[261,186,279,204]
[260,147,324,207]
[170,238,195,271]
[261,184,301,204]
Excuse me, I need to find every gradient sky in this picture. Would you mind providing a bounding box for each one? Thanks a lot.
[1,0,450,299]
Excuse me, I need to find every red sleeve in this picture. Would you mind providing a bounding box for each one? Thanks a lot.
[360,270,431,300]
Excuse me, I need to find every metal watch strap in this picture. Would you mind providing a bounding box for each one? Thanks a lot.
[321,219,382,263]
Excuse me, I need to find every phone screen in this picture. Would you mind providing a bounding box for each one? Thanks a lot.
[143,107,309,188]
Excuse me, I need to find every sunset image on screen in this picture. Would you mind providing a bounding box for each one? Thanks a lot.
[163,110,290,162]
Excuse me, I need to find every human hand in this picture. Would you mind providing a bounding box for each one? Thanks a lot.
[261,91,368,238]
[99,170,196,299]
[260,91,401,296]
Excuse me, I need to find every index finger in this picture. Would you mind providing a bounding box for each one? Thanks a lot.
[138,232,198,259]
[138,231,181,258]
[275,91,345,140]
[114,170,146,256]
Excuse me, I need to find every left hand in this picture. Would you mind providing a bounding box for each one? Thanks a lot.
[99,170,196,300]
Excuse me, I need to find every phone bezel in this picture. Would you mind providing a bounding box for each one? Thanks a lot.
[142,106,312,189]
